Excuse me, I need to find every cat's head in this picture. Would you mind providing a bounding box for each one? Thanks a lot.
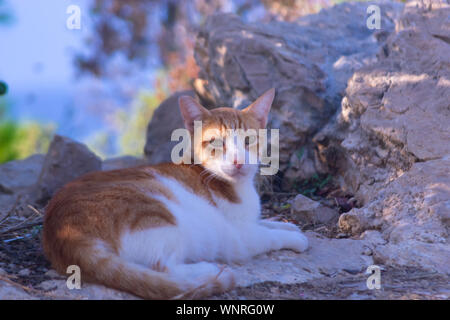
[178,88,275,182]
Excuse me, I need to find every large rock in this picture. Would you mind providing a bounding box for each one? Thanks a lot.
[0,154,45,218]
[291,194,339,225]
[0,154,45,194]
[101,155,148,171]
[193,1,403,180]
[317,1,450,198]
[0,137,103,217]
[231,231,373,286]
[321,1,450,273]
[340,157,450,274]
[33,135,102,205]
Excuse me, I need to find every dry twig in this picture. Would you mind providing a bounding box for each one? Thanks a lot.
[0,204,44,237]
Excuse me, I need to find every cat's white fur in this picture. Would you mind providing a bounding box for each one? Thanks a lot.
[118,89,309,291]
[119,166,308,289]
[43,88,310,298]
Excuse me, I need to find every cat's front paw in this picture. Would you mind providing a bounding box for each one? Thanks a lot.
[290,231,309,253]
[277,230,309,253]
[260,220,302,232]
[280,221,302,233]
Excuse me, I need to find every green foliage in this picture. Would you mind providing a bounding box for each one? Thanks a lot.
[85,131,111,159]
[84,68,172,158]
[0,120,18,162]
[117,90,163,156]
[0,81,7,95]
[294,173,333,198]
[0,100,54,164]
[85,88,165,158]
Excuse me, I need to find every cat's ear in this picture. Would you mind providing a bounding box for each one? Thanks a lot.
[243,88,275,128]
[178,96,210,132]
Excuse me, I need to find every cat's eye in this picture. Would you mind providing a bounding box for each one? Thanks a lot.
[203,137,225,148]
[213,138,223,147]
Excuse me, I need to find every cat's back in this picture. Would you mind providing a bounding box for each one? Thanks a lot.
[42,166,169,263]
[43,163,237,242]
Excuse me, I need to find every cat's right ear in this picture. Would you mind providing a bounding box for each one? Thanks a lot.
[178,96,210,132]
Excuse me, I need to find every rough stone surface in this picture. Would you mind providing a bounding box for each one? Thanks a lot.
[231,231,373,287]
[191,0,449,275]
[36,280,139,300]
[0,154,45,218]
[0,154,45,194]
[0,281,35,300]
[1,0,449,300]
[291,194,339,225]
[102,156,148,171]
[325,1,450,274]
[33,135,102,205]
[193,1,403,179]
[144,90,196,164]
[318,1,450,199]
[340,157,450,274]
[0,232,373,299]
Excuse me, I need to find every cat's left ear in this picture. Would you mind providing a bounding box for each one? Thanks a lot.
[243,88,275,128]
[178,96,210,132]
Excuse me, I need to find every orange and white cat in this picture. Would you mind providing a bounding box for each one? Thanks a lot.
[42,88,308,299]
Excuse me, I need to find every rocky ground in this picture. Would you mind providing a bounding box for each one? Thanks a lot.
[0,213,448,300]
[1,0,449,300]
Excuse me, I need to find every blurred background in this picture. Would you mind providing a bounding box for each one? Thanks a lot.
[0,0,358,164]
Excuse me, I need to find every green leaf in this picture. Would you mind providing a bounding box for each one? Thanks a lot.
[302,187,317,196]
[0,81,7,96]
[318,174,332,188]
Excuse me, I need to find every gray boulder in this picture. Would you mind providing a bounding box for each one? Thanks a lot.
[193,1,403,180]
[102,155,148,171]
[0,154,45,218]
[291,194,339,225]
[326,1,450,273]
[34,135,102,205]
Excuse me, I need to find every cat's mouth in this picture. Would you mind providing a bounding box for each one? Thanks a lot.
[228,170,245,178]
[221,165,252,180]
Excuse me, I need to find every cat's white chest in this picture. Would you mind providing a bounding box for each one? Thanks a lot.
[212,180,260,224]
[120,175,262,265]
[155,174,260,224]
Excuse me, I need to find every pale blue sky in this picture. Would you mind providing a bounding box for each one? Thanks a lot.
[0,0,94,137]
[0,0,266,154]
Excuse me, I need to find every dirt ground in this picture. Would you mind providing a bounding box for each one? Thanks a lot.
[0,230,52,288]
[214,267,450,300]
[1,214,449,300]
[0,180,345,290]
[0,179,448,300]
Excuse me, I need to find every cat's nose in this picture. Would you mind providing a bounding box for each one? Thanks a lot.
[233,160,243,170]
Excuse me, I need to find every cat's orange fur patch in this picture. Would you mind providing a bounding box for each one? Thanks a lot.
[42,88,278,299]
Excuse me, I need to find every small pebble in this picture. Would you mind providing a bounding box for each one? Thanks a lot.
[45,269,62,278]
[18,268,31,276]
[336,233,349,239]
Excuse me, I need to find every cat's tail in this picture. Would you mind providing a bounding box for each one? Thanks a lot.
[53,242,235,299]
